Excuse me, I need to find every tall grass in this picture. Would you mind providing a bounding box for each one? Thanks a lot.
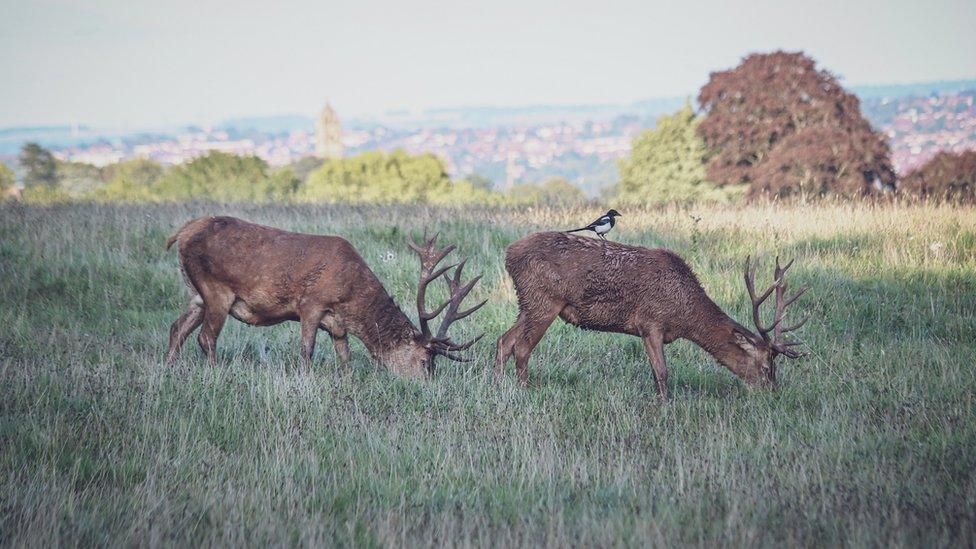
[1,201,974,546]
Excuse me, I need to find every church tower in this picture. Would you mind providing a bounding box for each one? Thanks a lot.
[315,102,344,159]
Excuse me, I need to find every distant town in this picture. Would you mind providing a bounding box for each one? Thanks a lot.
[2,82,974,195]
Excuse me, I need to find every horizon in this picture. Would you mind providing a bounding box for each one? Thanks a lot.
[2,77,975,134]
[2,0,975,128]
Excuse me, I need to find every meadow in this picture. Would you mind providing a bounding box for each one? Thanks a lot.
[1,200,974,546]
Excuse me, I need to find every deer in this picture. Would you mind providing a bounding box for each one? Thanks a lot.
[164,216,485,377]
[495,232,809,397]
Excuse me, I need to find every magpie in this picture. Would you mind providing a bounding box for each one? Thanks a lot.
[565,209,622,240]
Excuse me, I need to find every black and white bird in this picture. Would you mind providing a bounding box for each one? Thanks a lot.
[565,209,622,240]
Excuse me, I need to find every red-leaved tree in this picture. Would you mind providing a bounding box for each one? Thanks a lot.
[697,51,895,197]
[900,150,976,203]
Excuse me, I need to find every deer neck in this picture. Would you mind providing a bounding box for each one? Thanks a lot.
[684,307,760,382]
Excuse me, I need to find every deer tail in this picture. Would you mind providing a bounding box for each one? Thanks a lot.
[166,217,210,250]
[165,230,181,250]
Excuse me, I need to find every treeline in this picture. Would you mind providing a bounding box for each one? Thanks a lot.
[6,146,587,206]
[613,51,974,204]
[3,50,973,205]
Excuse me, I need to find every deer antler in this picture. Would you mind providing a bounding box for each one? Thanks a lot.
[407,230,485,362]
[744,255,780,339]
[744,255,809,357]
[406,230,456,339]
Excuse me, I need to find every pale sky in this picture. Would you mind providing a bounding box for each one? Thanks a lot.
[1,0,974,128]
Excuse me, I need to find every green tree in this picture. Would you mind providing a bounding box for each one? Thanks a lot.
[506,177,587,206]
[93,158,165,201]
[617,105,743,203]
[465,174,494,192]
[0,163,14,197]
[19,142,58,188]
[56,161,103,198]
[288,156,324,183]
[430,177,502,205]
[300,150,453,203]
[153,152,292,202]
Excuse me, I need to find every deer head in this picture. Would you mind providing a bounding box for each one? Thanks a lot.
[738,256,810,387]
[404,230,486,377]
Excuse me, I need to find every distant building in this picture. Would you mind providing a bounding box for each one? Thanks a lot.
[315,103,344,159]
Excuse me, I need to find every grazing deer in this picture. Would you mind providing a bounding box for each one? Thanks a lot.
[165,217,485,377]
[495,232,808,397]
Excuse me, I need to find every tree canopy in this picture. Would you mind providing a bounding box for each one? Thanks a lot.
[899,151,976,203]
[56,161,103,198]
[697,51,895,197]
[507,178,587,206]
[92,159,165,201]
[8,147,590,206]
[19,142,58,188]
[153,152,296,202]
[617,105,743,203]
[300,150,454,203]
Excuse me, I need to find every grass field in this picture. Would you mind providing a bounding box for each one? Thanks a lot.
[1,201,974,546]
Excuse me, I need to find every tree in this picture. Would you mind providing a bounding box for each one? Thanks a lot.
[899,150,976,204]
[506,178,587,206]
[19,142,58,188]
[697,51,895,196]
[751,126,895,198]
[56,161,103,198]
[288,156,324,183]
[465,174,494,192]
[93,158,165,201]
[153,152,292,202]
[617,104,743,203]
[429,177,502,205]
[300,150,453,203]
[0,163,14,197]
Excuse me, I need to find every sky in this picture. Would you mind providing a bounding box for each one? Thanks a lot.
[1,0,974,129]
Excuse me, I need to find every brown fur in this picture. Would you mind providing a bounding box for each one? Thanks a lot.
[165,216,476,376]
[495,232,802,397]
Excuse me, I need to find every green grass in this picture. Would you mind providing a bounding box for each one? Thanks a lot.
[1,201,974,546]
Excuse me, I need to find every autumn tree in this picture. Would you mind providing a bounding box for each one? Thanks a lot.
[751,126,895,198]
[697,51,895,197]
[899,150,976,204]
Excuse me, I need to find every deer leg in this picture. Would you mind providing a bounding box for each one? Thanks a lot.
[512,308,560,387]
[494,312,527,380]
[166,304,204,363]
[320,314,351,369]
[330,335,352,368]
[196,289,234,366]
[299,309,326,370]
[641,332,669,399]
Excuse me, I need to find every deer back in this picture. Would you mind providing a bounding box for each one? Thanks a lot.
[175,216,403,324]
[504,232,723,337]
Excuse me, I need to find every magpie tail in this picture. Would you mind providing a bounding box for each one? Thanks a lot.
[564,227,589,234]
